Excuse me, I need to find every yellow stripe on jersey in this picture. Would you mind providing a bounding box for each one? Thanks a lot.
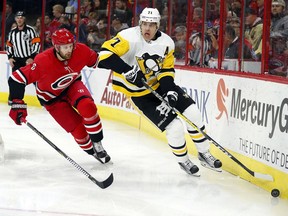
[101,35,130,58]
[157,71,175,80]
[98,50,114,62]
[161,49,175,69]
[112,72,160,97]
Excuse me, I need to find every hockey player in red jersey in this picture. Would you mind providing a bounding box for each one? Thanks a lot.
[98,8,222,176]
[8,28,111,164]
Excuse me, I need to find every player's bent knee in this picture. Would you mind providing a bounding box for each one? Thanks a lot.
[166,118,185,146]
[76,97,97,117]
[182,104,204,129]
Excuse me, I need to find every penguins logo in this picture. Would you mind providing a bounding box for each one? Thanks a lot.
[136,53,163,76]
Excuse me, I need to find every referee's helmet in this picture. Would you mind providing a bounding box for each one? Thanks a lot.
[15,11,26,17]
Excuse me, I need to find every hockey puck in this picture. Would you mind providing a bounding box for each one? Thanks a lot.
[271,189,280,197]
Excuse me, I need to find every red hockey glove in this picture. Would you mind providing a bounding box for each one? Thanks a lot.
[9,99,27,125]
[123,65,146,88]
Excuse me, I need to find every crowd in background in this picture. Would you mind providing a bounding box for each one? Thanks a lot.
[0,0,288,78]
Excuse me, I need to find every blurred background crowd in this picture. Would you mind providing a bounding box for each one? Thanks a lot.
[1,0,288,78]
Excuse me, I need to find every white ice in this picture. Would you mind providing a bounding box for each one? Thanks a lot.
[0,104,287,216]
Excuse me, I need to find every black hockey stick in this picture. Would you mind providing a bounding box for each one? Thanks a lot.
[22,119,114,189]
[142,79,273,181]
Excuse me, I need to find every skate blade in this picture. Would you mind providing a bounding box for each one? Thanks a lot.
[190,171,201,177]
[94,155,111,164]
[200,162,222,172]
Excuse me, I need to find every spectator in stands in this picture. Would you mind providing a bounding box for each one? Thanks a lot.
[174,26,187,60]
[96,17,108,31]
[226,10,238,23]
[87,18,107,52]
[257,0,264,19]
[94,0,107,10]
[271,0,288,38]
[228,17,241,37]
[244,6,263,60]
[218,24,238,69]
[0,1,15,44]
[82,0,95,17]
[269,0,288,77]
[269,34,288,77]
[159,4,168,33]
[88,11,99,24]
[113,0,133,27]
[10,22,17,30]
[231,0,242,17]
[224,24,252,59]
[193,0,202,8]
[59,15,75,33]
[110,13,128,38]
[73,14,89,44]
[50,4,64,33]
[194,7,213,64]
[206,20,219,58]
[191,7,203,34]
[34,17,41,36]
[43,15,53,50]
[86,11,99,32]
[189,32,211,66]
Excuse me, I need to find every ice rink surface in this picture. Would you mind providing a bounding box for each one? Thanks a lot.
[0,104,287,216]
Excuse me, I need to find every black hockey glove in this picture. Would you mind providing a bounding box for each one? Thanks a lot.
[123,65,146,88]
[166,91,178,107]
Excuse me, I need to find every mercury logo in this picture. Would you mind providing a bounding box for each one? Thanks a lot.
[216,78,229,122]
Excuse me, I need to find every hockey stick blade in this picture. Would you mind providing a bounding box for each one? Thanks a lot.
[89,173,114,189]
[141,79,274,182]
[254,172,274,181]
[22,119,114,189]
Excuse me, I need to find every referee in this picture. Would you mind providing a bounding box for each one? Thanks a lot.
[6,11,40,70]
[6,11,40,104]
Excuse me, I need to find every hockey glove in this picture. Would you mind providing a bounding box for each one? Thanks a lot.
[123,65,146,88]
[9,99,27,125]
[166,91,178,107]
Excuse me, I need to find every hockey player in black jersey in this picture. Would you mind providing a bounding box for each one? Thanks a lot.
[98,7,222,176]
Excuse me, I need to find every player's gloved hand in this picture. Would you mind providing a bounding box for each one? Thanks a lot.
[123,65,146,88]
[9,99,27,125]
[166,91,178,107]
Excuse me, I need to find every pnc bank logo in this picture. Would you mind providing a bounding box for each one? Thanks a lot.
[216,78,229,121]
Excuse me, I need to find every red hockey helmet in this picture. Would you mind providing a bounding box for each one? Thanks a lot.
[52,28,75,47]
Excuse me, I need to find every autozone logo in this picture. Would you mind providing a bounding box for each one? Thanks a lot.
[216,78,288,138]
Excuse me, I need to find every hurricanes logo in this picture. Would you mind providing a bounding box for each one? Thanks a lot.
[136,53,163,76]
[51,73,78,90]
[216,78,229,121]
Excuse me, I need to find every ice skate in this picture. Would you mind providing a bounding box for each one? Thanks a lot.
[198,151,222,172]
[92,141,111,164]
[179,159,200,177]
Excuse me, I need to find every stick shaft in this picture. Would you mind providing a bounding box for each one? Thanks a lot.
[24,120,113,188]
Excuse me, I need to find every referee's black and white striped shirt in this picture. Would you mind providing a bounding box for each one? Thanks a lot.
[6,24,40,59]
